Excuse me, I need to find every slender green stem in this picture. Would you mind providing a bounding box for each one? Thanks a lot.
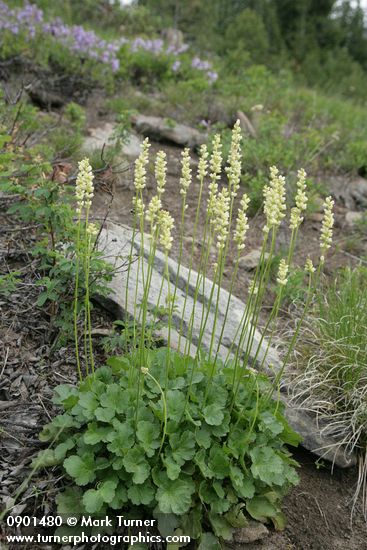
[170,196,187,329]
[124,213,138,356]
[83,207,90,376]
[73,211,82,382]
[231,230,279,401]
[214,249,241,362]
[85,232,94,374]
[177,174,205,352]
[163,252,172,399]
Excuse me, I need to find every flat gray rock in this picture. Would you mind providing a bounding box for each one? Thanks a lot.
[96,221,356,468]
[97,221,279,372]
[132,114,206,148]
[280,399,356,468]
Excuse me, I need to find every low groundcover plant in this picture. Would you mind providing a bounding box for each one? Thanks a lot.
[35,122,334,547]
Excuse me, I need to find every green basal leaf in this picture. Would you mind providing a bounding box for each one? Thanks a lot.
[54,439,75,461]
[169,376,186,390]
[52,384,79,409]
[198,481,230,514]
[84,423,113,445]
[230,465,255,499]
[99,478,118,503]
[162,453,182,480]
[107,422,135,455]
[208,512,234,541]
[123,446,151,484]
[259,410,284,436]
[39,414,79,442]
[210,410,230,437]
[109,484,128,509]
[78,392,99,420]
[195,426,211,449]
[198,532,221,550]
[250,447,286,486]
[246,495,278,523]
[137,420,161,456]
[83,489,104,514]
[93,366,113,384]
[278,415,303,447]
[100,383,129,414]
[94,407,115,423]
[63,454,96,486]
[155,474,195,515]
[195,449,213,479]
[128,482,155,505]
[202,403,224,426]
[165,390,186,422]
[224,503,248,528]
[212,480,225,499]
[208,445,230,479]
[169,430,196,465]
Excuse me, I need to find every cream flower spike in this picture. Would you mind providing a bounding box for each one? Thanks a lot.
[197,144,209,181]
[146,195,162,231]
[276,259,289,286]
[225,120,243,197]
[155,150,167,197]
[305,257,315,274]
[213,187,230,250]
[75,158,94,213]
[179,148,192,198]
[207,134,222,218]
[319,196,334,262]
[158,210,174,252]
[134,138,150,192]
[263,165,286,234]
[234,193,250,251]
[290,168,308,229]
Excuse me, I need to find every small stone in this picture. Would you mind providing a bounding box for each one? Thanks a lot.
[183,236,194,246]
[238,249,269,270]
[232,521,269,544]
[132,114,206,148]
[308,213,324,223]
[345,211,364,226]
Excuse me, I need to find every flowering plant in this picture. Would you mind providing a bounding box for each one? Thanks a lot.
[35,122,334,545]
